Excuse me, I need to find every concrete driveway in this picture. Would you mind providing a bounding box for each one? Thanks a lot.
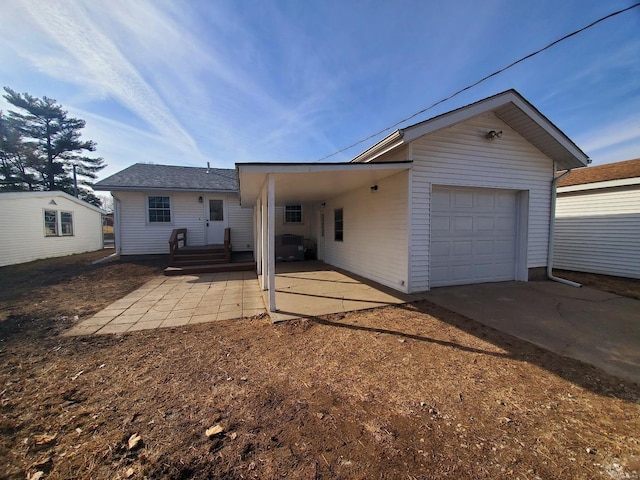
[423,281,640,384]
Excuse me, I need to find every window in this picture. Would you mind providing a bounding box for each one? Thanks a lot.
[334,208,343,242]
[61,212,73,236]
[148,196,171,223]
[284,205,302,223]
[44,210,58,236]
[209,199,224,221]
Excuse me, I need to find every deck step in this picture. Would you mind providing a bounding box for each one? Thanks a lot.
[172,253,227,262]
[171,258,229,266]
[164,262,256,276]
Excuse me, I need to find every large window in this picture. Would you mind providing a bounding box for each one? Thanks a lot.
[61,212,74,236]
[44,210,58,236]
[148,196,171,223]
[284,205,302,224]
[334,208,343,242]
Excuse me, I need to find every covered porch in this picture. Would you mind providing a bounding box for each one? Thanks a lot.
[237,161,413,314]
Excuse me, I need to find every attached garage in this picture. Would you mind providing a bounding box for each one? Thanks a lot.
[430,186,519,287]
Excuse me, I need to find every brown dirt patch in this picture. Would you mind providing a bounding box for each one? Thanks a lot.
[554,269,640,300]
[1,254,639,479]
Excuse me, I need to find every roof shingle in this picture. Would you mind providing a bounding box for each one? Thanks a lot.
[558,158,640,187]
[94,163,238,192]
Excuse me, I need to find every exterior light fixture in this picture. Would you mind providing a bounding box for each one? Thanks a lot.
[486,130,503,140]
[198,196,203,203]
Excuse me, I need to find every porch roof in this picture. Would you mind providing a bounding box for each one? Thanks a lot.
[236,161,412,206]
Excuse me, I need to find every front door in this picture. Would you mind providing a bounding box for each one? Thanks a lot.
[206,197,228,244]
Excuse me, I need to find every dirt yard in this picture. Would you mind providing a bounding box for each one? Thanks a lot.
[1,252,639,479]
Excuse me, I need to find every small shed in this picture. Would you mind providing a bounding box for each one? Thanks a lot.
[0,191,106,267]
[555,158,640,279]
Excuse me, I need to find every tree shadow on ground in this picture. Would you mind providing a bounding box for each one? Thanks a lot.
[281,300,639,404]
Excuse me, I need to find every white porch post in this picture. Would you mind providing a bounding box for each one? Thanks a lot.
[255,198,262,275]
[261,184,268,291]
[267,174,276,312]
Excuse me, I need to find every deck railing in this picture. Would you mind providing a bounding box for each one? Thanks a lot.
[169,228,187,263]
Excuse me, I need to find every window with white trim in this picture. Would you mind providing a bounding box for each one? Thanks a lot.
[61,211,74,236]
[148,196,171,223]
[44,210,58,236]
[284,205,302,224]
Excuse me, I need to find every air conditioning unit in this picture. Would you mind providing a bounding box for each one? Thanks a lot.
[276,234,304,261]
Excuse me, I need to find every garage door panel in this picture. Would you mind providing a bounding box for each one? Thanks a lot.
[454,191,473,208]
[454,216,473,232]
[431,186,517,287]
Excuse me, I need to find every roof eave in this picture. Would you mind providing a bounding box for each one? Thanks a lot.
[94,185,238,194]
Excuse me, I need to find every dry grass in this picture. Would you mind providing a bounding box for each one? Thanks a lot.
[0,254,639,479]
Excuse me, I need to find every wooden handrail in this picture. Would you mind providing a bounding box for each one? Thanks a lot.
[224,227,231,262]
[169,228,187,263]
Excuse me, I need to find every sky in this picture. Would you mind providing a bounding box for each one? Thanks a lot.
[1,0,639,186]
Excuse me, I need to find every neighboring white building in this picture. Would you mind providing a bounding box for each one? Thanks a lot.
[0,191,106,267]
[555,158,640,279]
[238,90,590,311]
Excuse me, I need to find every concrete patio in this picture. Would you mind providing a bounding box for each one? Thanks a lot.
[65,261,417,335]
[64,270,265,336]
[266,261,416,322]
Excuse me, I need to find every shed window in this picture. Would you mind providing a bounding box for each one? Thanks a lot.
[44,210,58,236]
[148,196,171,223]
[334,208,343,242]
[61,212,73,236]
[284,205,302,223]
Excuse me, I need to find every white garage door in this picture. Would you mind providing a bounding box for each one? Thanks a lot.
[430,186,518,287]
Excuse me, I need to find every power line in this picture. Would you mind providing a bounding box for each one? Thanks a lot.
[314,2,640,162]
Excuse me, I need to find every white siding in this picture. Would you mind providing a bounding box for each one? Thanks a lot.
[407,112,553,291]
[0,194,103,267]
[555,185,640,279]
[227,196,254,251]
[115,191,254,255]
[323,171,409,292]
[116,191,207,255]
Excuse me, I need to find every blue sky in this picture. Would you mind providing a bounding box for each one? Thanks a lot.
[1,0,639,183]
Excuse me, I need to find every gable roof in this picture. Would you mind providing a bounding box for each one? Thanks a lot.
[94,163,238,193]
[351,89,590,170]
[558,158,640,187]
[0,190,106,214]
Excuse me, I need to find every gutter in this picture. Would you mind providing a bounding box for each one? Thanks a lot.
[547,164,581,287]
[350,130,404,163]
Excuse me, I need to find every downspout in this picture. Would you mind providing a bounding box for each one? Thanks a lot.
[547,163,581,287]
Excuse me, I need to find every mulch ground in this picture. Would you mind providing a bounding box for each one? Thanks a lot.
[0,252,639,479]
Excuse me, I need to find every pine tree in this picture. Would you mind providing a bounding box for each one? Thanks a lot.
[1,87,105,205]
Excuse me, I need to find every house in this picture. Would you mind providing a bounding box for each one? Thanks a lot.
[554,158,640,279]
[0,190,106,267]
[93,163,257,256]
[237,89,590,311]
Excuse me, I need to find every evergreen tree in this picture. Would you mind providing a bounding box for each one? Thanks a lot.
[1,87,105,205]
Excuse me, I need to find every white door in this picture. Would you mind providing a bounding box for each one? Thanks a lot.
[430,186,517,287]
[206,197,228,244]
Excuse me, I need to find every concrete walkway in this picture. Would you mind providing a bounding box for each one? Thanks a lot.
[64,271,265,336]
[423,281,640,384]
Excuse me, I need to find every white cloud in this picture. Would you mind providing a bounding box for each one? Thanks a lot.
[13,0,203,160]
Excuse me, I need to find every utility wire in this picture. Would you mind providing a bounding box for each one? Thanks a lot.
[314,2,640,162]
